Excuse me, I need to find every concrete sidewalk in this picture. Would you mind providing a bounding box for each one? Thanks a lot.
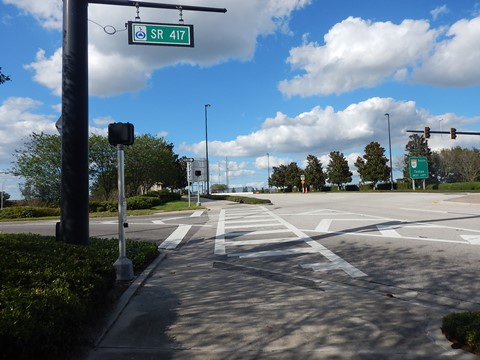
[85,202,478,360]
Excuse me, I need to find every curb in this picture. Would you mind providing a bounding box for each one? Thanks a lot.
[93,252,167,348]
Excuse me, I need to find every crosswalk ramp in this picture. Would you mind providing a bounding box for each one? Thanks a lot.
[214,206,366,278]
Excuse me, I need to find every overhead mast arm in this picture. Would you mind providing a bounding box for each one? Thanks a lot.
[88,0,227,13]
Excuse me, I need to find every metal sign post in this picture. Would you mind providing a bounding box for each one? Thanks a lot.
[184,158,194,207]
[114,144,134,281]
[60,0,225,245]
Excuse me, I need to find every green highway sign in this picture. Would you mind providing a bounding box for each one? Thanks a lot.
[409,156,429,179]
[128,21,194,47]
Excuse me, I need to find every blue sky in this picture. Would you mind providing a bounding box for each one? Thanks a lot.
[1,0,480,199]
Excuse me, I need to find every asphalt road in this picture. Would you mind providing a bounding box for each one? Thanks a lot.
[3,193,480,303]
[4,193,480,358]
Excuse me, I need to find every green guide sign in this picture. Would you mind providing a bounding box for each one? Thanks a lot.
[128,21,194,47]
[409,156,429,179]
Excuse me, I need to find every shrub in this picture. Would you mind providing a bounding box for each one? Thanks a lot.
[204,194,271,205]
[145,190,182,203]
[0,234,158,359]
[443,311,480,354]
[89,200,117,213]
[0,206,60,219]
[127,195,162,210]
[345,184,359,191]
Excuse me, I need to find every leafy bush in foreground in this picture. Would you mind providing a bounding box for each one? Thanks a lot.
[0,234,158,359]
[443,311,480,354]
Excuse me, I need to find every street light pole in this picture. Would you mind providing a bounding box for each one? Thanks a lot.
[205,104,211,195]
[385,113,394,190]
[266,153,270,193]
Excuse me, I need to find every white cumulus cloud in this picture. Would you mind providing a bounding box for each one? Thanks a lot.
[279,17,438,96]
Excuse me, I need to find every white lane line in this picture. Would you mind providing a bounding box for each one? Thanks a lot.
[226,218,275,224]
[376,224,402,238]
[152,220,165,224]
[191,210,204,217]
[225,237,303,246]
[226,229,290,237]
[461,235,480,245]
[224,222,281,229]
[214,209,226,255]
[158,224,192,250]
[315,219,332,232]
[230,248,319,258]
[400,207,449,214]
[311,229,468,245]
[261,206,367,278]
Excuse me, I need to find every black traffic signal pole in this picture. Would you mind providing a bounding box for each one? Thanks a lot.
[407,130,480,136]
[88,0,227,13]
[60,0,226,245]
[60,0,89,245]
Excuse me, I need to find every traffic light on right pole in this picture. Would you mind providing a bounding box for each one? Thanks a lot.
[424,126,431,139]
[450,127,457,139]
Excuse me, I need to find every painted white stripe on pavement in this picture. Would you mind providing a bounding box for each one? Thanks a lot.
[461,235,480,245]
[224,222,281,229]
[226,218,275,224]
[261,206,367,278]
[214,209,226,255]
[376,224,402,238]
[225,237,303,246]
[231,248,319,258]
[158,225,192,250]
[191,210,204,217]
[226,229,289,237]
[152,220,165,224]
[315,219,332,232]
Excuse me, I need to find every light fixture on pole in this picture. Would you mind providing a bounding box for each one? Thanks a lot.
[204,104,211,195]
[384,113,394,190]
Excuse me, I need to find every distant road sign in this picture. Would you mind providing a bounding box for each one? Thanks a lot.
[128,21,194,47]
[409,156,429,179]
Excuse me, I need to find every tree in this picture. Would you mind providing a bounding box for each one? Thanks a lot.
[285,162,303,192]
[124,135,180,196]
[403,134,434,183]
[12,133,61,205]
[355,141,390,188]
[211,184,228,193]
[434,147,480,183]
[270,164,288,191]
[89,134,117,201]
[304,154,325,191]
[0,67,11,85]
[326,151,352,189]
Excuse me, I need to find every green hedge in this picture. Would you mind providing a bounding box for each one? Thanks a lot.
[89,192,182,213]
[204,194,271,205]
[0,234,158,359]
[0,206,60,219]
[443,311,480,354]
[434,182,480,191]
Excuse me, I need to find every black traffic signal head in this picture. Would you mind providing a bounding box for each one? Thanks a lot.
[424,126,431,139]
[450,127,457,140]
[108,122,134,146]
